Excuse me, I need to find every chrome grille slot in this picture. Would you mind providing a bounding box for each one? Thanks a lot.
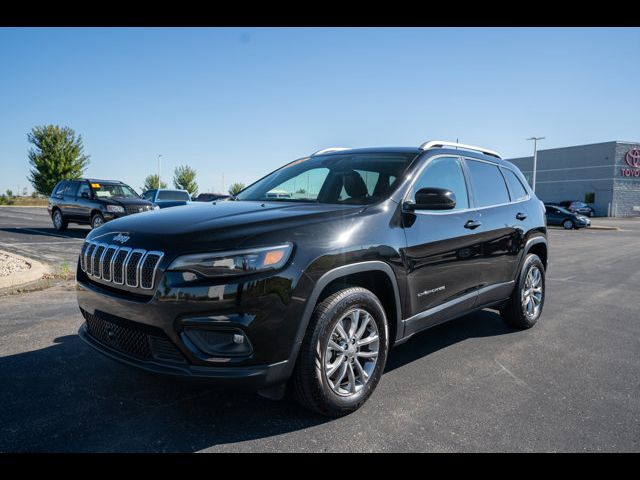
[126,250,145,287]
[139,252,164,289]
[85,243,96,275]
[91,244,106,277]
[101,246,118,281]
[79,242,89,272]
[79,240,164,293]
[112,248,131,285]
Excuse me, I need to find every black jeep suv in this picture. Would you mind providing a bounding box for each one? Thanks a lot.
[48,179,157,230]
[76,141,548,417]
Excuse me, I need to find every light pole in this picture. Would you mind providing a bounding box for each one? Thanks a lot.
[526,137,545,192]
[157,155,163,188]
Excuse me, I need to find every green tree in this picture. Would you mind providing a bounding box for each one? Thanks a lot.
[142,174,167,192]
[228,182,245,196]
[27,125,90,195]
[173,165,198,196]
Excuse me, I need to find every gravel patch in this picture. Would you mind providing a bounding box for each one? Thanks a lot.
[0,252,31,277]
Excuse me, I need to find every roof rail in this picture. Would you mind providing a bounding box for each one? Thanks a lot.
[311,147,350,156]
[419,140,501,159]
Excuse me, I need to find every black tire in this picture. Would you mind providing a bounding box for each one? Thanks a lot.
[91,212,105,229]
[291,286,389,417]
[51,209,68,231]
[500,253,545,329]
[562,219,574,230]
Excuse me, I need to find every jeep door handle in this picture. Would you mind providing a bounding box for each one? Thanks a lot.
[516,212,527,220]
[464,220,482,230]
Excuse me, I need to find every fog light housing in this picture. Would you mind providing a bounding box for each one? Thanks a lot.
[182,328,253,357]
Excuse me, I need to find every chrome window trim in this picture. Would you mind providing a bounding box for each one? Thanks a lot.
[100,245,119,281]
[138,251,164,290]
[125,248,146,288]
[112,247,132,285]
[402,154,531,216]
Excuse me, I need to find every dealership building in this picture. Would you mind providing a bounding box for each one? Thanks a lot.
[507,141,640,217]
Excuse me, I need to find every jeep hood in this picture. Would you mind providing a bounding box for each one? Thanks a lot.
[87,200,366,250]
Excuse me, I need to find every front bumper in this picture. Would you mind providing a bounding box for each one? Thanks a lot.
[78,322,290,387]
[76,262,308,389]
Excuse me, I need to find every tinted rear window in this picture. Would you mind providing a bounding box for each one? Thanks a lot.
[465,160,510,207]
[157,190,190,201]
[501,168,528,202]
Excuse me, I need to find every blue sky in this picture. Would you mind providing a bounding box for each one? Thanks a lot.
[1,27,639,195]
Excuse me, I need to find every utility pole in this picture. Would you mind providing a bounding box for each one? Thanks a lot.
[157,155,163,188]
[526,137,545,192]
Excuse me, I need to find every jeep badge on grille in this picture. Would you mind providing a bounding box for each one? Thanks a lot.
[113,233,130,244]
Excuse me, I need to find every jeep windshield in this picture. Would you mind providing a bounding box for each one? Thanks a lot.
[235,153,417,205]
[91,182,140,199]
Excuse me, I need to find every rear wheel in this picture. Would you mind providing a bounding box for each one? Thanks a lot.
[562,219,574,230]
[291,287,389,417]
[52,209,68,231]
[91,213,105,229]
[500,253,545,329]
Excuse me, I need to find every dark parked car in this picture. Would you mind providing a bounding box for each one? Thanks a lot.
[142,189,192,209]
[77,141,548,417]
[194,193,230,202]
[545,204,591,229]
[48,179,158,230]
[559,200,595,217]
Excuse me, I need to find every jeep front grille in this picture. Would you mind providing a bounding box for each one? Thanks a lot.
[81,241,164,291]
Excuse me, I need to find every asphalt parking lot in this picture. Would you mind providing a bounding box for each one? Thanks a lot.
[0,207,639,452]
[0,207,88,269]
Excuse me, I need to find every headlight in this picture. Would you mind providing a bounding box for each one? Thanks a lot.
[106,205,125,213]
[152,205,160,210]
[167,243,293,277]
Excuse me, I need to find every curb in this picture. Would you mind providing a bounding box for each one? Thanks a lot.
[0,250,51,289]
[0,205,48,208]
[587,225,621,231]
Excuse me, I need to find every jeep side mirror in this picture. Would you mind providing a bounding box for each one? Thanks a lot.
[406,187,456,211]
[80,192,90,199]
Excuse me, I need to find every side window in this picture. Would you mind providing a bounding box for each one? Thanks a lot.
[501,168,528,202]
[53,181,66,196]
[77,182,91,198]
[143,190,155,201]
[410,156,469,210]
[66,181,80,197]
[465,160,510,207]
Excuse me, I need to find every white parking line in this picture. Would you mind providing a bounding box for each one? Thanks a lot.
[0,240,84,246]
[11,227,82,239]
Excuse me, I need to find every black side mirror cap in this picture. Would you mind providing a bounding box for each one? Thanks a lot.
[411,187,457,211]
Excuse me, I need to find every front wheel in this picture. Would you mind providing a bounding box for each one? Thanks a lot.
[52,209,68,231]
[562,219,574,230]
[500,253,545,329]
[291,287,389,417]
[91,213,105,229]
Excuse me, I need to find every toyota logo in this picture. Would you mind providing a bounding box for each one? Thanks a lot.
[625,148,640,168]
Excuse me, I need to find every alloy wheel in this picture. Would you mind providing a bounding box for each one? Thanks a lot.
[324,308,379,397]
[522,265,543,320]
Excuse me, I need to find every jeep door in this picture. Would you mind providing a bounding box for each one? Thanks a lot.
[401,155,483,336]
[464,159,524,305]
